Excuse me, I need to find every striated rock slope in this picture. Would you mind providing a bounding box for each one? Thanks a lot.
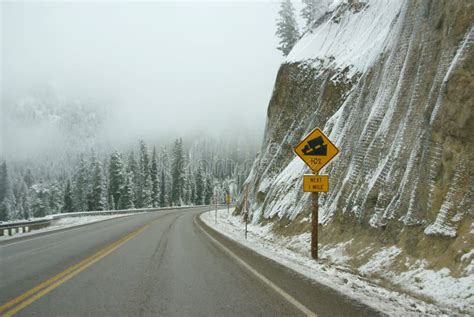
[239,0,473,310]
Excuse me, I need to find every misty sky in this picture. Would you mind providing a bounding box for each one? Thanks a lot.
[1,1,287,158]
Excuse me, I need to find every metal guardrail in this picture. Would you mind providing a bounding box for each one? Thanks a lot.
[0,206,200,237]
[0,219,52,236]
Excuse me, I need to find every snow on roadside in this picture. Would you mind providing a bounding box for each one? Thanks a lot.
[201,209,454,316]
[0,214,136,241]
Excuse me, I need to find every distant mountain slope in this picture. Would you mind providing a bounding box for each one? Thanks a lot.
[239,0,473,312]
[2,93,105,160]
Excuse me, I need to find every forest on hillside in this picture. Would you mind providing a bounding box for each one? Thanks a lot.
[0,137,255,222]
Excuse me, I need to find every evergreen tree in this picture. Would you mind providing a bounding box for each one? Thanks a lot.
[142,174,153,208]
[18,181,30,219]
[160,147,172,207]
[137,140,152,208]
[171,138,185,206]
[108,152,125,210]
[23,168,34,188]
[110,195,116,211]
[12,181,23,219]
[126,151,139,206]
[62,179,74,213]
[188,166,196,205]
[0,161,13,221]
[276,0,300,56]
[30,183,48,218]
[73,155,89,211]
[48,182,63,214]
[20,183,31,219]
[102,157,110,210]
[159,169,166,207]
[204,174,213,205]
[195,166,204,205]
[88,158,105,211]
[0,201,9,221]
[151,147,160,207]
[118,172,135,209]
[183,174,190,205]
[0,161,8,203]
[301,0,326,29]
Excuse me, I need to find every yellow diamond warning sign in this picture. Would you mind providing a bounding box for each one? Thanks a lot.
[303,175,329,192]
[294,128,339,173]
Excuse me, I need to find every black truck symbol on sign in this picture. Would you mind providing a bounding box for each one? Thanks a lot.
[302,136,327,156]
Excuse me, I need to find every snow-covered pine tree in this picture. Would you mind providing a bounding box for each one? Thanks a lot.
[195,166,204,205]
[276,0,300,56]
[126,151,139,207]
[108,152,125,210]
[88,157,105,211]
[151,147,160,207]
[73,155,89,212]
[118,172,135,210]
[159,169,166,207]
[48,182,63,214]
[30,183,49,218]
[17,180,30,219]
[0,161,9,220]
[0,161,16,220]
[23,168,34,188]
[0,200,9,221]
[182,165,194,205]
[301,0,328,30]
[0,161,8,204]
[137,140,152,208]
[12,180,23,219]
[162,148,173,207]
[204,174,213,205]
[171,138,185,206]
[62,179,74,213]
[102,157,110,211]
[142,173,153,208]
[188,166,196,205]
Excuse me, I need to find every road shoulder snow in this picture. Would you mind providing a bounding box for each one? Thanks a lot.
[201,209,457,316]
[0,214,137,243]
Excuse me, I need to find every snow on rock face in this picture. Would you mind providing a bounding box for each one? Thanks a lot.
[237,0,473,311]
[241,0,473,237]
[287,0,405,78]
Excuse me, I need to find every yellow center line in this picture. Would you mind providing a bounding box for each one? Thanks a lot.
[0,224,150,317]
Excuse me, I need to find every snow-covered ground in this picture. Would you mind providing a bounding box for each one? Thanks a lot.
[0,214,136,242]
[201,209,472,316]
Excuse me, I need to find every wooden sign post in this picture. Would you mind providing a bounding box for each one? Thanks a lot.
[294,128,339,259]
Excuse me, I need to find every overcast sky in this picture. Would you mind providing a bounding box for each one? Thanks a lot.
[1,1,287,158]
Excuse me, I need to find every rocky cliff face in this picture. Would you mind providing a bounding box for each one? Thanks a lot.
[239,0,473,301]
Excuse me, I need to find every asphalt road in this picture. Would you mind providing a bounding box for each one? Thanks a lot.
[0,207,382,317]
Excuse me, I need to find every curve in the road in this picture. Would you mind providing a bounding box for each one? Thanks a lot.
[0,207,381,317]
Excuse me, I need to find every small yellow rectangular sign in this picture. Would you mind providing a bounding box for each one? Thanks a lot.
[303,175,329,192]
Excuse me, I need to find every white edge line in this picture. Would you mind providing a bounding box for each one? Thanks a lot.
[194,214,318,317]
